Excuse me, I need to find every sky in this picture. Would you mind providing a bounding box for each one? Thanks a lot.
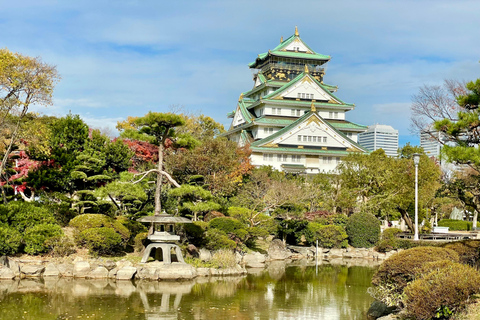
[1,0,480,146]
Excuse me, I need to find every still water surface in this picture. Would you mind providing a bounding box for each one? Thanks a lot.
[0,262,376,320]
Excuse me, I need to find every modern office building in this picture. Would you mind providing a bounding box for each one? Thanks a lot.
[224,27,368,174]
[420,130,445,158]
[358,124,399,157]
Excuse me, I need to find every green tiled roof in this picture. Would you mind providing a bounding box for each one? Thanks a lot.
[328,120,367,130]
[249,33,330,68]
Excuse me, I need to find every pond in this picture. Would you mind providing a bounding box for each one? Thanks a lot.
[0,262,376,320]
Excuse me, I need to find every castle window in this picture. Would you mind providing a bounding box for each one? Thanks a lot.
[334,112,338,119]
[323,137,327,143]
[292,155,301,163]
[329,112,333,118]
[263,154,273,161]
[312,136,317,142]
[303,136,307,142]
[298,135,302,142]
[264,127,273,134]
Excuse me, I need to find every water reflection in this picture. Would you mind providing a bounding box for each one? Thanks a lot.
[0,262,376,320]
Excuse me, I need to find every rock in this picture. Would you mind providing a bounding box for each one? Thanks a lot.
[368,300,390,318]
[235,252,243,264]
[87,266,109,279]
[103,260,117,271]
[196,267,211,277]
[288,245,315,258]
[116,266,137,280]
[108,267,118,279]
[268,239,290,260]
[156,263,197,280]
[116,260,133,269]
[21,264,45,277]
[43,263,61,277]
[136,267,159,280]
[199,248,212,261]
[327,248,345,258]
[73,261,91,278]
[186,244,199,258]
[0,265,15,279]
[57,263,74,277]
[243,252,266,268]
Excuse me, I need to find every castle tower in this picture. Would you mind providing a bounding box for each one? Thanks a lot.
[225,27,368,174]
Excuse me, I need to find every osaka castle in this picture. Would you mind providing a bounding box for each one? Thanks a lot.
[225,27,368,174]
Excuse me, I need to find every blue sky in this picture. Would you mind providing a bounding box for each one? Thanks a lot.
[1,0,480,146]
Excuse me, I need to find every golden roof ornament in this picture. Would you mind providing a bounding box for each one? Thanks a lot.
[311,102,316,112]
[280,36,283,43]
[238,93,244,101]
[295,26,299,36]
[304,64,309,74]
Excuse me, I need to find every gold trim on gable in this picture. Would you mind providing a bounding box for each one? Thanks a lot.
[306,117,321,125]
[298,145,304,149]
[264,143,278,148]
[328,99,340,104]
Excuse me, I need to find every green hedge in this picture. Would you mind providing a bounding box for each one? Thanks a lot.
[346,212,380,248]
[306,223,348,248]
[69,214,130,243]
[438,219,472,231]
[0,226,22,255]
[77,227,123,255]
[205,229,236,251]
[0,202,56,233]
[24,224,63,255]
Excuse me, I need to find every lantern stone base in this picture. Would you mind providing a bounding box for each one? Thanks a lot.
[141,243,186,264]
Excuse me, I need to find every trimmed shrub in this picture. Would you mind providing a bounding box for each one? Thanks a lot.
[375,228,403,253]
[0,226,22,255]
[205,229,236,251]
[69,214,130,243]
[438,219,473,231]
[404,261,480,320]
[306,223,348,248]
[277,219,310,245]
[134,232,148,252]
[371,247,459,297]
[346,212,380,248]
[184,221,208,247]
[441,240,480,266]
[45,236,76,257]
[0,202,56,233]
[77,227,123,255]
[209,217,244,233]
[24,224,63,255]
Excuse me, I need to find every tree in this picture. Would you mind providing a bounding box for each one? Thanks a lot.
[430,78,480,227]
[165,137,253,197]
[168,185,220,221]
[123,112,186,215]
[0,49,60,199]
[337,148,441,232]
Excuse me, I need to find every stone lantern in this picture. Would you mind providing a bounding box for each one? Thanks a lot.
[137,213,192,264]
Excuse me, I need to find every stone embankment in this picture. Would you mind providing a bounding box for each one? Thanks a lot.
[0,239,396,281]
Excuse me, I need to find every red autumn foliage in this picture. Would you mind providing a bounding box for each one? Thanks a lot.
[121,139,159,169]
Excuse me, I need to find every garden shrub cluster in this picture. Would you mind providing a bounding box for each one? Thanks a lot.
[404,260,480,320]
[69,214,130,255]
[0,202,63,255]
[346,212,380,248]
[438,219,473,231]
[306,223,348,248]
[441,240,480,266]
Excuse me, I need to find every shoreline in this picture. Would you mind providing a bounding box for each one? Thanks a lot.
[0,246,392,281]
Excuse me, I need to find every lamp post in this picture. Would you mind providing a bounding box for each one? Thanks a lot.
[413,153,420,241]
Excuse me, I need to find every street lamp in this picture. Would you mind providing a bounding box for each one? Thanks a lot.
[413,153,420,241]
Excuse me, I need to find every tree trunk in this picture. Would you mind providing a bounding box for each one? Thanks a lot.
[154,143,163,216]
[398,208,415,233]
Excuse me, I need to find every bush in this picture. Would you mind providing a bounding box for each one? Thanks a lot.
[134,232,148,252]
[209,217,244,234]
[441,240,480,266]
[404,261,480,320]
[277,219,310,245]
[77,227,123,255]
[375,228,403,253]
[24,224,63,255]
[211,249,237,268]
[205,229,236,251]
[306,223,348,248]
[346,212,380,248]
[69,214,130,243]
[184,221,208,247]
[438,219,473,231]
[371,246,460,304]
[0,202,56,233]
[45,236,76,257]
[0,226,22,255]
